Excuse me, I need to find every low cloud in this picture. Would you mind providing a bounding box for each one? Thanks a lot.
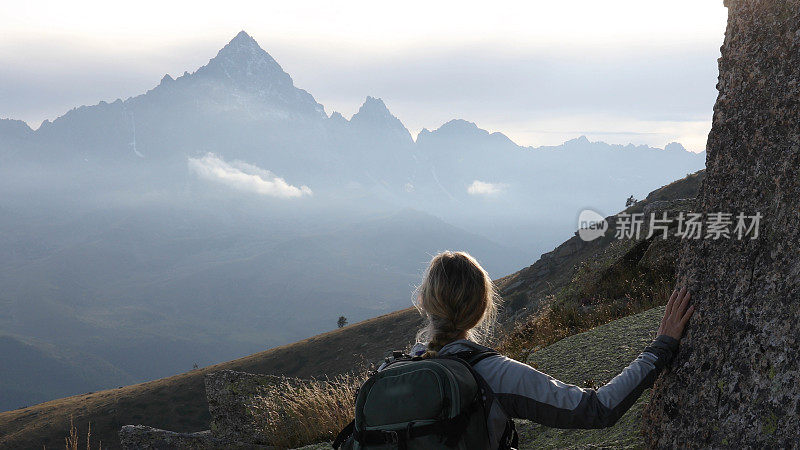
[467,180,507,196]
[188,153,312,198]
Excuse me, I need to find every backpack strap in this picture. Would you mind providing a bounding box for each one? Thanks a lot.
[442,350,499,416]
[444,349,519,450]
[463,349,500,366]
[502,419,520,449]
[332,420,354,449]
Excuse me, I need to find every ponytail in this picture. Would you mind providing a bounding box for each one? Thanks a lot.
[413,251,500,357]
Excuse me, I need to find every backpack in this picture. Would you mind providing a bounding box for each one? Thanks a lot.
[332,349,518,449]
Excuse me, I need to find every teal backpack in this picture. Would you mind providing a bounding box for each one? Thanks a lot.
[332,349,518,449]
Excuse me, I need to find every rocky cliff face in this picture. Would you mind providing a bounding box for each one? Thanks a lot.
[643,1,800,447]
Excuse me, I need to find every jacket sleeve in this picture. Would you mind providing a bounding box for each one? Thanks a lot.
[485,334,679,429]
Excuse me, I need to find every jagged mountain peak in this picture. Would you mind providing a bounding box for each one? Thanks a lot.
[329,111,348,123]
[414,119,518,151]
[354,96,390,116]
[215,31,271,64]
[664,142,686,152]
[349,96,412,142]
[441,118,479,128]
[352,96,397,123]
[230,30,257,46]
[565,135,591,145]
[436,119,484,135]
[156,30,327,118]
[218,30,266,57]
[197,31,292,88]
[0,118,33,136]
[416,119,487,144]
[351,96,406,126]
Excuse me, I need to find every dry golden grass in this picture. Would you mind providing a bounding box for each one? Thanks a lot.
[63,416,99,450]
[498,282,673,361]
[497,225,678,362]
[250,372,369,448]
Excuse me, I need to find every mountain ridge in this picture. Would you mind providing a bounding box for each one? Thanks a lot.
[2,31,702,158]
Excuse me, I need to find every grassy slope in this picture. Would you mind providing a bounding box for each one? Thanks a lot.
[0,308,422,449]
[0,171,703,449]
[518,305,665,449]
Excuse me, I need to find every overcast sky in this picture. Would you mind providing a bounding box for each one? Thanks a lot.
[0,0,728,152]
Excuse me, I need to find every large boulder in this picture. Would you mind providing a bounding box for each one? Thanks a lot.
[120,370,312,449]
[643,0,800,447]
[205,370,302,445]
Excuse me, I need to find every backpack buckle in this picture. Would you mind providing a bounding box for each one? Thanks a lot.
[381,430,398,444]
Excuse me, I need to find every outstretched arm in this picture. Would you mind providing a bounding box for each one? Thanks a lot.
[485,287,694,429]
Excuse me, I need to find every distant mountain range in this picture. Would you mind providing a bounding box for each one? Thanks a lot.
[0,31,706,411]
[0,31,703,211]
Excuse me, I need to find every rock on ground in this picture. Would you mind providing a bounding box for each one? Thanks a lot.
[642,0,800,447]
[118,424,274,449]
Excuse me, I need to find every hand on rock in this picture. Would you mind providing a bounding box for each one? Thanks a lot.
[658,286,695,341]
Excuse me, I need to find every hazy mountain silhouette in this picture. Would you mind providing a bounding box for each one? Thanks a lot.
[1,31,703,205]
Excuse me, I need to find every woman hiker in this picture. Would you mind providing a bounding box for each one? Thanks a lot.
[407,250,694,448]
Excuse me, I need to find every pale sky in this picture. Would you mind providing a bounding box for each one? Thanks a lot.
[0,0,728,152]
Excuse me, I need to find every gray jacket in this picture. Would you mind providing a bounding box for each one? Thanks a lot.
[410,334,679,449]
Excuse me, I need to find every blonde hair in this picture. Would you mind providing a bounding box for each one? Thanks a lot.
[413,250,501,357]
